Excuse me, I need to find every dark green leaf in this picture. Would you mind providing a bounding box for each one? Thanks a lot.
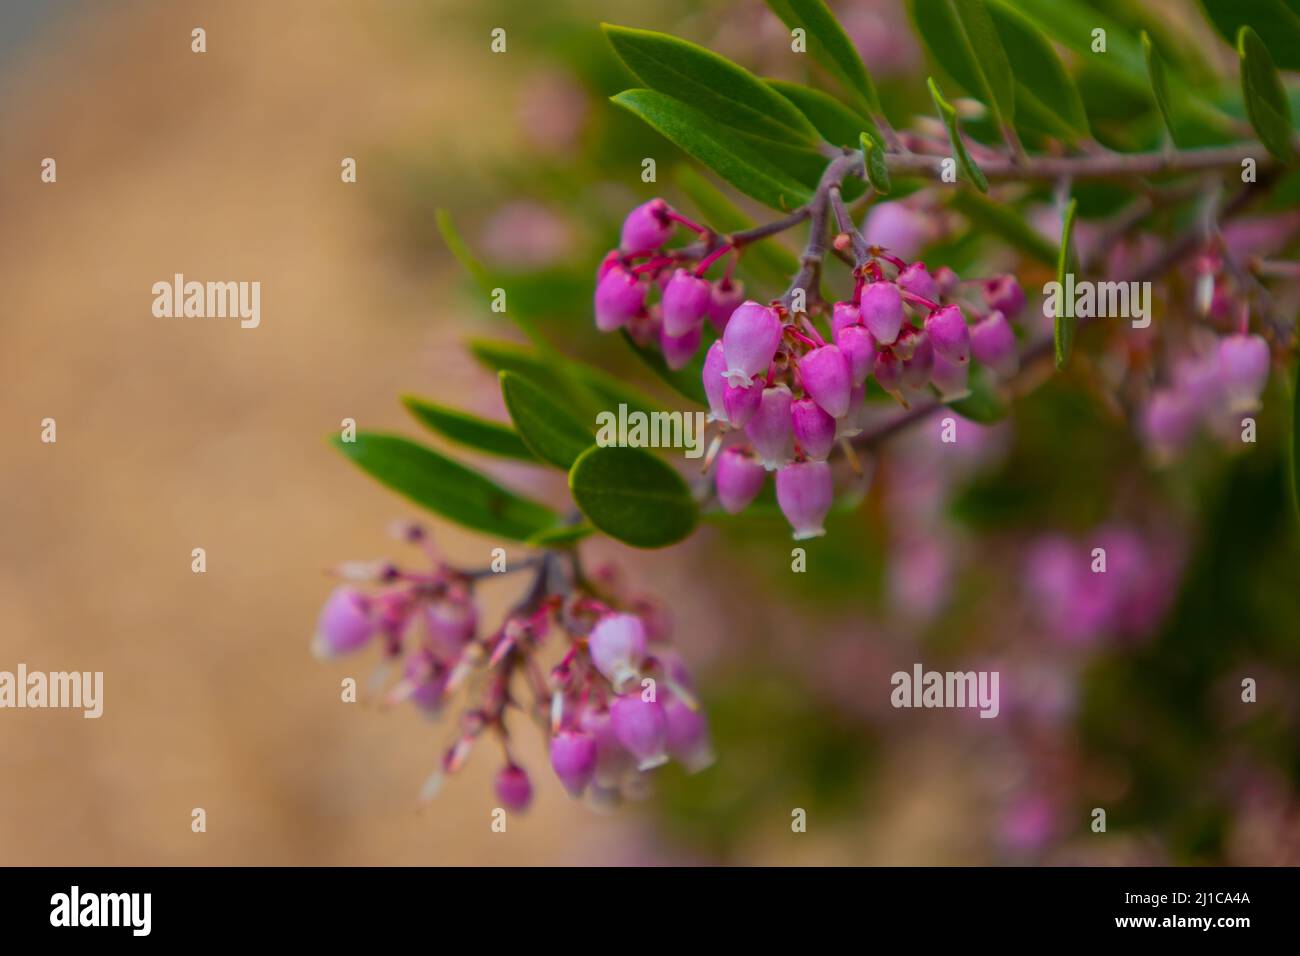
[525,523,595,548]
[928,77,989,193]
[500,371,595,469]
[860,131,892,194]
[988,0,1089,140]
[763,0,883,116]
[949,191,1057,265]
[1239,26,1296,162]
[1200,0,1300,71]
[909,0,1016,131]
[1142,31,1180,146]
[1290,358,1300,525]
[766,79,881,150]
[611,89,814,210]
[569,445,698,548]
[620,329,710,406]
[673,166,799,288]
[467,338,660,418]
[1054,198,1079,370]
[603,24,818,145]
[401,395,534,461]
[435,208,546,348]
[333,433,557,541]
[948,364,1009,422]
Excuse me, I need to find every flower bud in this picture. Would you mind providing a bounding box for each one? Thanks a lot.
[707,278,744,333]
[933,266,960,297]
[587,613,647,691]
[578,704,635,787]
[594,265,644,332]
[776,460,833,540]
[836,324,876,386]
[722,301,782,387]
[745,383,795,470]
[897,262,938,302]
[494,764,533,812]
[1141,388,1196,463]
[791,397,836,461]
[549,730,598,798]
[859,281,904,345]
[714,446,766,513]
[724,381,762,428]
[970,310,1018,378]
[426,598,476,651]
[661,268,711,337]
[403,648,446,715]
[873,348,906,403]
[620,198,673,254]
[1216,333,1270,413]
[924,304,970,364]
[609,694,669,770]
[984,274,1025,319]
[664,695,714,773]
[930,350,971,400]
[831,300,861,340]
[660,321,702,371]
[313,587,375,659]
[702,340,728,422]
[900,328,933,389]
[863,202,932,260]
[798,344,851,418]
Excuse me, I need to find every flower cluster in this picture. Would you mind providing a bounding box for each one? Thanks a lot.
[594,197,1028,540]
[312,524,711,811]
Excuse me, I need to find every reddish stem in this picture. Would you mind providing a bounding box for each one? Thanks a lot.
[694,243,733,277]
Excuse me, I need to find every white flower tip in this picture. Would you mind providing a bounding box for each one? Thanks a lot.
[723,368,753,388]
[792,527,827,541]
[636,754,671,771]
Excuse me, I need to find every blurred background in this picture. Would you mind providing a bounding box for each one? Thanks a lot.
[1,0,1297,865]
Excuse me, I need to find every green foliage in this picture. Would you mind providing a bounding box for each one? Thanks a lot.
[909,0,1016,134]
[499,371,595,469]
[763,0,883,117]
[927,76,989,193]
[1054,198,1079,370]
[401,395,534,461]
[1238,26,1296,162]
[569,445,698,548]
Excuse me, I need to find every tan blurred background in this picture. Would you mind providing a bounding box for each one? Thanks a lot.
[0,0,988,866]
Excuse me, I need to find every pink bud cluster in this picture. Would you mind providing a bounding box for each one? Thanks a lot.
[313,526,711,811]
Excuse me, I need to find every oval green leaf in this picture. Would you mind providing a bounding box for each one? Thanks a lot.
[603,24,818,145]
[766,78,882,149]
[401,395,534,461]
[1238,26,1295,163]
[928,77,989,193]
[861,131,892,195]
[910,0,1016,131]
[1141,31,1180,146]
[500,371,594,470]
[764,0,883,116]
[1200,0,1300,71]
[988,0,1089,140]
[333,432,557,541]
[1054,198,1079,370]
[569,445,698,548]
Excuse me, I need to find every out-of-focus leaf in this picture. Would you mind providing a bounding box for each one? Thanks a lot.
[1239,26,1296,162]
[569,445,698,548]
[500,371,594,469]
[909,0,1016,132]
[949,191,1057,265]
[1142,31,1181,146]
[1200,0,1300,71]
[861,131,891,194]
[611,89,814,210]
[1290,358,1300,525]
[673,166,799,288]
[988,0,1089,140]
[620,330,709,406]
[332,433,557,541]
[525,523,595,548]
[766,78,881,149]
[948,364,1009,422]
[603,24,819,145]
[928,77,989,193]
[401,395,534,461]
[763,0,883,116]
[1054,198,1079,370]
[436,208,547,348]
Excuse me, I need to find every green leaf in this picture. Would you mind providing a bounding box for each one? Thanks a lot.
[673,165,799,288]
[765,79,881,150]
[988,0,1089,140]
[909,0,1016,131]
[333,433,557,541]
[1239,26,1296,163]
[1054,198,1079,370]
[763,0,883,116]
[401,395,534,461]
[499,371,594,469]
[467,338,660,418]
[927,77,989,193]
[948,364,1008,422]
[525,523,595,548]
[569,445,698,548]
[1200,0,1300,71]
[603,24,818,145]
[949,191,1057,265]
[611,89,814,210]
[860,131,892,194]
[619,329,709,406]
[1142,31,1180,146]
[435,209,546,348]
[1290,358,1300,526]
